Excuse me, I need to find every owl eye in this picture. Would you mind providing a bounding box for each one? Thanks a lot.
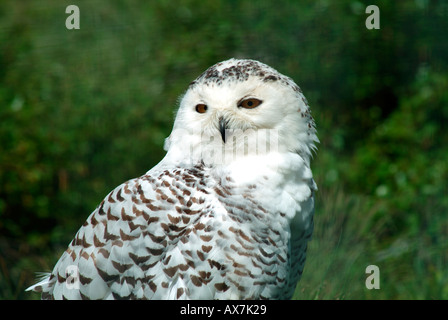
[195,104,208,113]
[238,98,262,109]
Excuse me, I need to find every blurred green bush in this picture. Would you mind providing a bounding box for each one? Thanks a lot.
[348,69,448,237]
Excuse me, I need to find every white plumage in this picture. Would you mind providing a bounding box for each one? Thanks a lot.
[27,58,318,299]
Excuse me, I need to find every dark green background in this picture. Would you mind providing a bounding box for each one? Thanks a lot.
[1,0,447,299]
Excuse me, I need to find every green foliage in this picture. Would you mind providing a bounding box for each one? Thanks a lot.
[0,0,447,299]
[347,69,448,237]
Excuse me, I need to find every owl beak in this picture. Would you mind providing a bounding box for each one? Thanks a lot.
[218,117,229,143]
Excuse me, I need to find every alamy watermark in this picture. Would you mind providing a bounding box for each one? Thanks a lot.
[65,4,380,31]
[62,264,381,291]
[65,265,80,290]
[365,265,380,289]
[66,5,80,30]
[365,5,380,30]
[167,127,281,166]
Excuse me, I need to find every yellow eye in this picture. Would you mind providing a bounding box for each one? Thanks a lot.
[238,98,262,109]
[195,104,208,113]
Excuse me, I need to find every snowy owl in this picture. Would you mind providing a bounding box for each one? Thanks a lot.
[27,58,318,300]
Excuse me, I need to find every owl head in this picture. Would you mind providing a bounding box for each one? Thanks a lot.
[164,58,318,166]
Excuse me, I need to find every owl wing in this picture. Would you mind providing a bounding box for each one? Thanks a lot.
[28,159,315,300]
[28,164,219,299]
